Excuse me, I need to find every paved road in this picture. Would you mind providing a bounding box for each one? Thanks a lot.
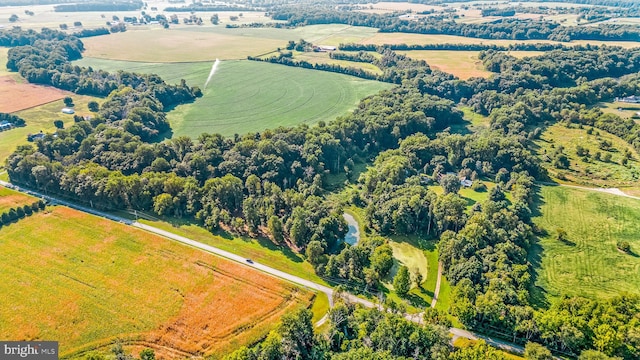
[0,180,526,355]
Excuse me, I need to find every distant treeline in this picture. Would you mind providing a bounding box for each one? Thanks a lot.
[271,8,640,42]
[338,42,572,52]
[73,28,110,38]
[164,5,262,12]
[54,1,143,12]
[0,113,25,127]
[481,8,516,17]
[248,53,381,81]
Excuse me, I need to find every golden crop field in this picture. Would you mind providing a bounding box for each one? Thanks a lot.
[81,28,287,62]
[398,50,491,79]
[0,206,312,359]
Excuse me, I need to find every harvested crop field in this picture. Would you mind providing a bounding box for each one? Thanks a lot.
[398,50,491,79]
[81,28,286,62]
[0,76,67,113]
[0,206,312,359]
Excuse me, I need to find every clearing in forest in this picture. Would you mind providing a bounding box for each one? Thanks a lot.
[398,50,491,80]
[0,206,312,359]
[531,186,640,301]
[73,59,390,137]
[535,123,640,188]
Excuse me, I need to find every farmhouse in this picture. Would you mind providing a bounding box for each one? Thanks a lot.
[27,132,45,141]
[0,121,13,131]
[315,45,337,52]
[615,95,640,103]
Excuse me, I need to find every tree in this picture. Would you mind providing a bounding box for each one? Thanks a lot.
[139,349,155,360]
[305,240,325,267]
[440,173,461,194]
[616,241,631,253]
[603,153,612,163]
[88,101,99,112]
[59,24,68,30]
[53,120,64,129]
[210,14,219,24]
[9,14,18,22]
[153,193,174,216]
[393,265,411,296]
[63,96,74,107]
[268,216,284,244]
[578,350,620,360]
[556,227,568,242]
[524,342,553,360]
[279,308,315,360]
[412,268,423,288]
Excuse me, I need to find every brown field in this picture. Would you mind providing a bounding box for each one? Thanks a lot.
[398,50,491,79]
[0,76,68,113]
[82,28,287,62]
[0,206,312,359]
[0,186,36,214]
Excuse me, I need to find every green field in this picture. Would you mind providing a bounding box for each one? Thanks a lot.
[0,206,311,358]
[536,123,640,188]
[0,95,101,163]
[73,59,389,137]
[531,186,640,300]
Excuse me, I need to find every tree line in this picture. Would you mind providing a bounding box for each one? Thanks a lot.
[53,1,143,12]
[0,113,25,127]
[270,7,640,42]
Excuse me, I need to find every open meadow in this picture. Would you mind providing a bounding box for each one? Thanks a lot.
[600,101,640,120]
[531,186,640,300]
[0,185,36,214]
[535,123,640,188]
[0,206,312,359]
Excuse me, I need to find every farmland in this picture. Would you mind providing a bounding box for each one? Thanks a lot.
[531,186,640,300]
[166,61,390,138]
[398,50,492,79]
[81,28,286,62]
[535,123,640,188]
[599,101,640,120]
[0,186,36,214]
[0,95,100,163]
[0,206,312,358]
[0,76,68,113]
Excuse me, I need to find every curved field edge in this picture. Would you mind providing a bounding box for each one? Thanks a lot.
[73,58,391,138]
[531,185,640,301]
[0,206,312,359]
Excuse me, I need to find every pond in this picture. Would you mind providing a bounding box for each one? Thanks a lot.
[342,213,360,245]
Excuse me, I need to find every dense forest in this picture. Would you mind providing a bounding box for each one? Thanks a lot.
[2,13,640,359]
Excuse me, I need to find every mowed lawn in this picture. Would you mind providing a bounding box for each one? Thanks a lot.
[0,206,312,358]
[0,186,36,213]
[168,60,390,137]
[532,186,640,300]
[398,50,491,79]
